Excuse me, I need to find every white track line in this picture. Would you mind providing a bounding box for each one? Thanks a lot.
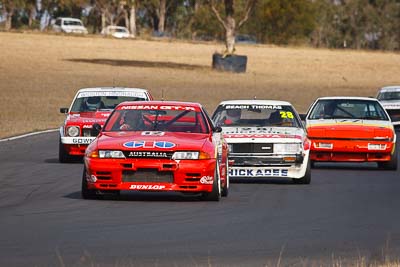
[0,129,58,143]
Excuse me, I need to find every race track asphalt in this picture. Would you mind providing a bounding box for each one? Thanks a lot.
[0,131,399,267]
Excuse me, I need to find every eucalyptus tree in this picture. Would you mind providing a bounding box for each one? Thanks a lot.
[209,0,257,55]
[1,0,25,30]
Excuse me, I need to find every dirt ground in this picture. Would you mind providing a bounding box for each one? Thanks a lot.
[0,32,399,139]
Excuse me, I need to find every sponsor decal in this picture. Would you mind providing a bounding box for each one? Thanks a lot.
[83,124,93,129]
[72,138,94,144]
[127,151,169,158]
[224,133,302,139]
[78,91,146,98]
[222,127,302,140]
[141,131,165,136]
[82,119,107,123]
[129,185,166,190]
[120,105,197,111]
[229,168,288,177]
[123,141,176,149]
[199,176,214,184]
[225,104,282,110]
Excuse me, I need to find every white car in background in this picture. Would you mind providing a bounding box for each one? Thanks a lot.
[52,17,88,34]
[212,100,311,184]
[377,86,400,129]
[101,26,132,38]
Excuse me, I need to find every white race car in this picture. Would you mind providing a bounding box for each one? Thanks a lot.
[212,100,311,184]
[377,86,400,129]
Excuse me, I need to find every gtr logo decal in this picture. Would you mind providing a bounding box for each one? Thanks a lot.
[123,141,176,149]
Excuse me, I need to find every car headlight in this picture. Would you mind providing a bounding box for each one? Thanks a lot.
[172,151,199,160]
[66,126,80,137]
[274,143,301,154]
[172,151,212,160]
[99,150,125,158]
[227,144,233,152]
[368,144,387,150]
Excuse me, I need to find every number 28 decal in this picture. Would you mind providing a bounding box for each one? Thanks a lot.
[280,111,294,119]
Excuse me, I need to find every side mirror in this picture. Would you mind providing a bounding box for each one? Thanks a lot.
[91,123,102,136]
[60,108,69,114]
[213,126,222,133]
[299,114,307,121]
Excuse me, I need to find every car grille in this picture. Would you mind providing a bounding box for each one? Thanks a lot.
[82,128,96,137]
[122,169,174,183]
[123,151,174,159]
[232,143,273,153]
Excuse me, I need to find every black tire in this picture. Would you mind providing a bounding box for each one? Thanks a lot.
[212,53,247,73]
[81,167,98,199]
[293,160,311,184]
[58,138,71,163]
[310,160,315,168]
[201,162,221,201]
[221,158,229,197]
[378,145,398,170]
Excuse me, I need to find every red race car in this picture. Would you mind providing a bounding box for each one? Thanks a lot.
[82,101,229,201]
[304,97,397,169]
[59,87,153,162]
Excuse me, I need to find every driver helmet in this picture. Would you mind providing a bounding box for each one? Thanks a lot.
[226,109,241,118]
[85,96,102,110]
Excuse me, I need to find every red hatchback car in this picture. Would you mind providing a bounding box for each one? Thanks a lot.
[82,101,229,201]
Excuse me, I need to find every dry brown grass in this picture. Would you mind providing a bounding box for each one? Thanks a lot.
[0,32,399,139]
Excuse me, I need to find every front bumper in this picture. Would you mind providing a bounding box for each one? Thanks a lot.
[61,137,96,156]
[228,153,309,179]
[310,139,395,162]
[84,158,217,193]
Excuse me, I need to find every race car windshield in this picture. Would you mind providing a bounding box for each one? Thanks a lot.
[70,95,147,112]
[212,105,301,127]
[104,108,210,133]
[377,91,400,101]
[64,20,83,26]
[308,99,389,120]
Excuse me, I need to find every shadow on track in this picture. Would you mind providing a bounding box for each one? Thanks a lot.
[64,191,204,202]
[44,158,83,164]
[231,178,295,185]
[312,162,382,171]
[65,58,209,71]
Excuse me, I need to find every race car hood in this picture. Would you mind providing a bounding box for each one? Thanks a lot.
[95,131,209,151]
[221,126,304,143]
[307,119,394,140]
[66,111,110,126]
[379,100,400,110]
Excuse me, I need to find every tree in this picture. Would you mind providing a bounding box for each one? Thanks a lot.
[246,0,316,45]
[126,0,137,37]
[140,0,167,33]
[209,0,256,55]
[1,0,24,30]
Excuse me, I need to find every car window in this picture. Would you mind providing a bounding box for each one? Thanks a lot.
[105,108,210,134]
[70,92,149,112]
[308,99,389,120]
[63,20,83,26]
[377,91,400,101]
[212,104,301,127]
